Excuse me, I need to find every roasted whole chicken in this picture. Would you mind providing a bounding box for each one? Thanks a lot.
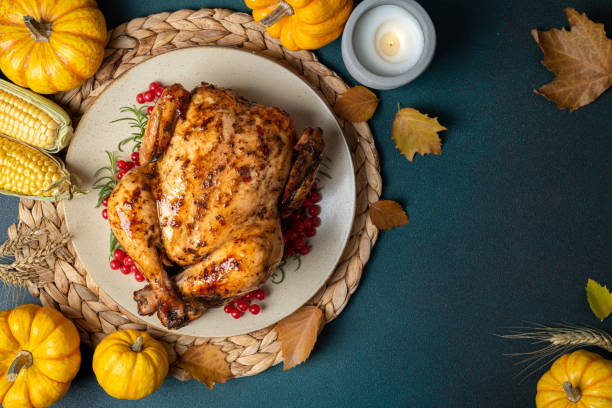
[107,83,324,329]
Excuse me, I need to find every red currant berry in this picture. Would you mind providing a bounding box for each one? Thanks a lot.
[231,310,242,319]
[147,106,154,115]
[149,81,160,91]
[102,209,108,219]
[143,91,154,102]
[117,160,128,169]
[123,256,134,266]
[120,264,130,274]
[254,289,265,301]
[299,245,311,255]
[223,304,234,314]
[293,238,305,249]
[308,205,321,217]
[311,182,318,191]
[130,265,140,274]
[113,249,125,261]
[117,170,127,180]
[305,228,316,237]
[249,304,261,315]
[134,272,145,282]
[155,87,165,97]
[312,216,321,227]
[285,247,296,258]
[294,220,305,232]
[302,218,313,230]
[310,191,321,203]
[245,292,255,300]
[136,93,145,104]
[287,230,299,241]
[131,152,140,162]
[125,161,135,170]
[301,198,312,208]
[101,196,109,207]
[110,259,120,270]
[236,299,249,312]
[291,212,302,223]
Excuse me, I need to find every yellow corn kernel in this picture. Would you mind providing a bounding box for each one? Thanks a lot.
[0,136,68,197]
[0,90,57,149]
[0,79,72,152]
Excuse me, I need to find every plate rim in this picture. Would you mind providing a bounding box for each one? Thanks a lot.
[64,45,356,336]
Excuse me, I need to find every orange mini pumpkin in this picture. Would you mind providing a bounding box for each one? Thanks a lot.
[536,350,612,408]
[0,0,107,94]
[246,0,353,51]
[0,304,81,408]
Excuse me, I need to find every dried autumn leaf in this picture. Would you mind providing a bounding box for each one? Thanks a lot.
[334,86,379,122]
[276,305,323,370]
[532,8,612,111]
[392,107,446,162]
[586,278,612,321]
[369,200,409,230]
[178,343,232,389]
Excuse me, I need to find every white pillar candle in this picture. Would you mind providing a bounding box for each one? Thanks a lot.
[353,5,425,76]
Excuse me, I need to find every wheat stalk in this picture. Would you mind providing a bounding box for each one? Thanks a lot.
[0,229,43,257]
[497,323,612,381]
[0,230,71,287]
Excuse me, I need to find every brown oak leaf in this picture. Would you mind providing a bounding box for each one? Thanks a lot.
[275,305,323,371]
[392,107,446,162]
[369,200,409,230]
[177,343,232,389]
[333,86,379,122]
[532,8,612,111]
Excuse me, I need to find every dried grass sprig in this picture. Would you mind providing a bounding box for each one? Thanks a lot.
[497,323,612,382]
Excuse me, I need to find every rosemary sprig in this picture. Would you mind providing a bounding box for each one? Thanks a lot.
[92,151,121,257]
[111,105,149,152]
[271,259,286,284]
[92,151,118,207]
[272,253,304,284]
[109,232,121,260]
[316,155,333,182]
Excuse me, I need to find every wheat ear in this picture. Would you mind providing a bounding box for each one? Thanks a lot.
[0,229,71,287]
[497,324,612,381]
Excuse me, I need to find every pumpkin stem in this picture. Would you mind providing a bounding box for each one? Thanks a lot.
[7,350,33,382]
[131,335,144,352]
[260,0,294,27]
[562,381,581,403]
[23,16,53,42]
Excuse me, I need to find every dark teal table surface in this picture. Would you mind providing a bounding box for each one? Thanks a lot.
[0,0,611,407]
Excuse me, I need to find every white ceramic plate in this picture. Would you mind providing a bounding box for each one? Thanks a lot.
[64,47,355,337]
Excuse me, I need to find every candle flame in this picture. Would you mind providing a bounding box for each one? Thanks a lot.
[378,32,400,57]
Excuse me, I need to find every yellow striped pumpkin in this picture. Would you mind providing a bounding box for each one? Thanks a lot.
[0,305,81,408]
[246,0,352,51]
[0,0,107,94]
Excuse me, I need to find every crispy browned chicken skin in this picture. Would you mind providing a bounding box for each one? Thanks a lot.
[107,83,324,329]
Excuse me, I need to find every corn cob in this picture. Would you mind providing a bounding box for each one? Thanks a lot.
[0,135,76,200]
[0,79,72,153]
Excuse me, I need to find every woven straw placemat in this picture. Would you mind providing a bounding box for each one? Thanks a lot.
[8,8,382,380]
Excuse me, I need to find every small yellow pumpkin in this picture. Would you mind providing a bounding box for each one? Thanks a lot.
[93,329,169,400]
[0,304,81,408]
[0,0,107,94]
[536,350,612,408]
[246,0,353,51]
